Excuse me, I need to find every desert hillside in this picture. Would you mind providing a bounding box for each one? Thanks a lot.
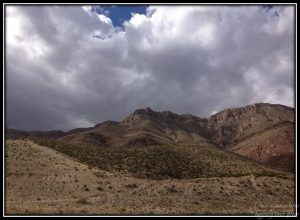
[34,138,285,180]
[5,140,295,215]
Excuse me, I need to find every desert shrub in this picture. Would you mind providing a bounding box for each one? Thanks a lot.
[125,183,138,189]
[94,171,106,178]
[166,186,181,193]
[77,198,91,205]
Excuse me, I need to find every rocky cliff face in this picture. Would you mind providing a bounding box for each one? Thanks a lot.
[121,103,294,149]
[207,103,294,147]
[229,122,295,171]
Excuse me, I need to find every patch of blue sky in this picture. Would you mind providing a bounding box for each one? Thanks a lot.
[92,5,148,27]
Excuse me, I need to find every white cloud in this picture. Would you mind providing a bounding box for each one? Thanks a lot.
[6,7,23,44]
[97,14,112,24]
[82,5,92,13]
[6,5,295,130]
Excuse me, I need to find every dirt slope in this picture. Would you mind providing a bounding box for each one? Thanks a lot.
[5,140,295,215]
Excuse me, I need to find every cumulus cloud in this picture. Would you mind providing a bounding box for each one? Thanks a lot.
[5,5,295,131]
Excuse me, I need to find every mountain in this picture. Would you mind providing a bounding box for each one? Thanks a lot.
[6,103,295,172]
[207,103,294,147]
[55,107,210,147]
[206,103,294,171]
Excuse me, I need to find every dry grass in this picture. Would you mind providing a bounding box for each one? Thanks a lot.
[5,140,295,215]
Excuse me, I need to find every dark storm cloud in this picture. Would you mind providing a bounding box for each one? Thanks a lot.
[6,5,294,131]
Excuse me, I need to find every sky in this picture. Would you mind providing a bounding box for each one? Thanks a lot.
[5,5,295,131]
[91,5,147,27]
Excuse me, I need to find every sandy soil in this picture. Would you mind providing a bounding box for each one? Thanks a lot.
[5,140,295,215]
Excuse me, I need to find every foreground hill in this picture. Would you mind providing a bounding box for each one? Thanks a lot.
[5,140,295,215]
[6,103,295,172]
[35,138,286,180]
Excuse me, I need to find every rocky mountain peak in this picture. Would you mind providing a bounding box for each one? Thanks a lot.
[122,107,156,124]
[206,103,294,147]
[209,103,293,123]
[133,107,156,116]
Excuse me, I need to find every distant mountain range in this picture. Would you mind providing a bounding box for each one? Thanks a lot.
[6,103,295,172]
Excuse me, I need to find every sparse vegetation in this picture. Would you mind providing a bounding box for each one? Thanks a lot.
[166,186,181,193]
[97,186,104,191]
[33,139,286,180]
[125,183,138,189]
[77,198,91,205]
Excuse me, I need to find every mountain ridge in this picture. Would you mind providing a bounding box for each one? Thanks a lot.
[6,102,294,135]
[6,102,295,172]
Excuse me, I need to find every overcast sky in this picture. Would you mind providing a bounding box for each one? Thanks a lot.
[6,5,295,131]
